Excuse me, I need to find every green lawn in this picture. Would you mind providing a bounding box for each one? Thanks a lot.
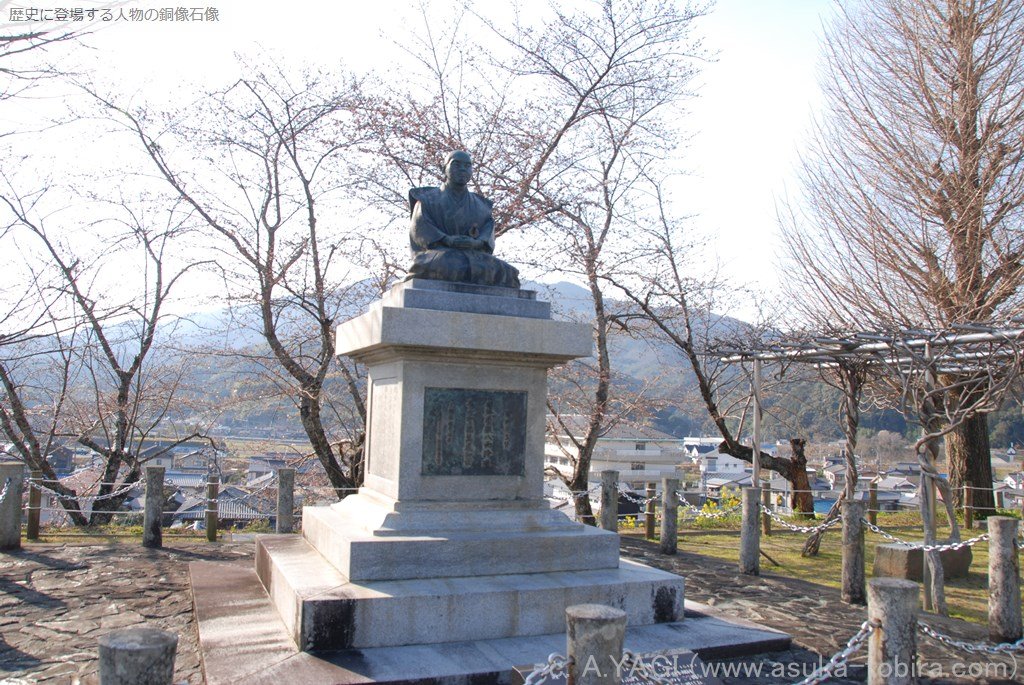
[623,510,1012,625]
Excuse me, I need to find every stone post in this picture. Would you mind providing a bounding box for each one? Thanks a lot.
[0,463,25,550]
[205,475,218,543]
[868,482,878,526]
[566,604,626,685]
[644,482,656,540]
[598,471,619,533]
[98,627,177,685]
[867,578,918,685]
[26,469,41,541]
[963,485,973,530]
[276,467,295,534]
[761,487,772,537]
[841,500,866,605]
[660,477,679,555]
[995,489,1005,510]
[739,487,760,576]
[987,516,1022,643]
[142,466,164,549]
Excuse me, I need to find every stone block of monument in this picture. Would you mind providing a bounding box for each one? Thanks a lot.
[251,150,685,653]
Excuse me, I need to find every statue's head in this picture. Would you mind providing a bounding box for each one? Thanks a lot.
[443,150,472,186]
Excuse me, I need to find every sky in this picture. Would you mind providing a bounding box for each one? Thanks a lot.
[3,0,838,314]
[683,0,836,296]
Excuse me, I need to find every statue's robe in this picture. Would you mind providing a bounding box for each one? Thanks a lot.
[407,185,520,288]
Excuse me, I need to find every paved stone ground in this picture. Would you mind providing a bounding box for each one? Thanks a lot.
[0,537,1020,684]
[0,541,251,684]
[621,536,1022,684]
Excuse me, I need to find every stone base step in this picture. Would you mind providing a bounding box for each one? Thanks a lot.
[301,502,620,581]
[256,534,685,651]
[191,560,791,685]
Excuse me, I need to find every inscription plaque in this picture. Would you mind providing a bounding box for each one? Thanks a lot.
[421,387,527,476]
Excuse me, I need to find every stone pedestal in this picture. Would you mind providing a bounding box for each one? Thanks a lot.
[253,280,686,657]
[873,542,972,581]
[0,462,24,550]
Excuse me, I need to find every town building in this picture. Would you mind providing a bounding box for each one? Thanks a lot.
[544,415,686,492]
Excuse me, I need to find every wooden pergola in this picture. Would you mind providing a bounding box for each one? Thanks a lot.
[719,323,1024,611]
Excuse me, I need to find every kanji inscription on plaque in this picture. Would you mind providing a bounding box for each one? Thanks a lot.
[421,387,527,476]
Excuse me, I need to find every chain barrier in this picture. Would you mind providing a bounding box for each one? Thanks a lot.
[760,505,841,534]
[226,477,283,511]
[547,485,600,503]
[33,478,129,487]
[862,518,989,551]
[616,486,742,520]
[792,620,876,685]
[682,503,742,520]
[242,477,279,497]
[523,652,570,684]
[0,477,12,505]
[29,478,138,503]
[296,483,358,495]
[618,486,659,506]
[32,506,184,517]
[918,621,1024,654]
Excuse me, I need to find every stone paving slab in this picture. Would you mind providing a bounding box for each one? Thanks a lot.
[0,541,251,684]
[192,559,787,684]
[620,536,1023,685]
[1,537,1022,684]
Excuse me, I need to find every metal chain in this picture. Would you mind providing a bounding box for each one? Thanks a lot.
[760,505,841,533]
[523,653,570,684]
[0,477,12,505]
[682,503,742,520]
[681,498,705,514]
[792,620,876,685]
[918,621,1024,654]
[862,518,989,551]
[30,478,138,503]
[621,651,675,685]
[227,477,283,510]
[611,485,740,517]
[244,477,279,497]
[618,487,659,505]
[667,491,741,518]
[548,485,600,503]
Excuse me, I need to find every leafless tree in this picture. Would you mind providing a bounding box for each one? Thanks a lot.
[0,20,84,105]
[357,0,709,523]
[608,185,818,514]
[86,63,383,497]
[781,0,1024,513]
[511,0,707,523]
[0,180,208,524]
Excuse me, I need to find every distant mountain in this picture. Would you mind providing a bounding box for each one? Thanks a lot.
[526,281,595,321]
[158,309,265,349]
[18,278,902,445]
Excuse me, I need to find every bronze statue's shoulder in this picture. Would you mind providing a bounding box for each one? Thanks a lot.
[470,191,494,210]
[408,187,442,215]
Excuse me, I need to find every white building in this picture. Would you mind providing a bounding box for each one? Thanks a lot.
[545,415,686,491]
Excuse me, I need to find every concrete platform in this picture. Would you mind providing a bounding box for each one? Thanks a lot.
[301,501,620,582]
[255,535,682,650]
[382,279,552,319]
[191,561,791,685]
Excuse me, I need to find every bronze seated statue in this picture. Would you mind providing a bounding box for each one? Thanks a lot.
[406,150,520,289]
